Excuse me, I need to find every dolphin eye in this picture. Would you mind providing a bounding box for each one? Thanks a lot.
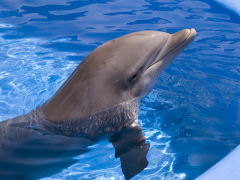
[127,64,145,86]
[128,72,138,84]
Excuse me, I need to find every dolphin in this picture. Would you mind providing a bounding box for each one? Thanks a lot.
[41,28,196,136]
[0,28,196,179]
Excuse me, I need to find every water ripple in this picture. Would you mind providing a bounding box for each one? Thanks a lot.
[0,0,240,179]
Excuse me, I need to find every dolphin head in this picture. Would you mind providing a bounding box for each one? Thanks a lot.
[101,28,197,98]
[42,29,196,121]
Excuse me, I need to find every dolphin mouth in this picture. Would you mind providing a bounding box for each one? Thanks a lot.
[147,28,196,69]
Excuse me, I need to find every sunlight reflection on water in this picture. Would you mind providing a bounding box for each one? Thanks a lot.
[0,0,240,179]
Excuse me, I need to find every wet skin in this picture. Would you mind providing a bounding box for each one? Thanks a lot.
[0,29,196,179]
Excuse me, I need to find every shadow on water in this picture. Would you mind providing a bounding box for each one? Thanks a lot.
[0,110,149,180]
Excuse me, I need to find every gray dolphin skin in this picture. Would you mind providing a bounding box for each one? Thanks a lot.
[0,29,196,179]
[41,28,196,136]
[43,29,196,120]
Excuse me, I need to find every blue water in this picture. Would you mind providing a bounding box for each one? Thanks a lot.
[0,0,240,179]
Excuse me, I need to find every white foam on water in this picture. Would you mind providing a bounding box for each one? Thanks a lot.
[214,0,240,15]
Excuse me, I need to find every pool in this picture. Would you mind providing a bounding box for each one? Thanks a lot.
[0,0,240,179]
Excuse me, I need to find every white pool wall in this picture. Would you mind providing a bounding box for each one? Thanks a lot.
[214,0,240,15]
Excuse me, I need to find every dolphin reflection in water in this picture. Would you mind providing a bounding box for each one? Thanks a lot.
[0,29,196,179]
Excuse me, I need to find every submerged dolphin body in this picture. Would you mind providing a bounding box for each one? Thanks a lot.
[0,29,196,179]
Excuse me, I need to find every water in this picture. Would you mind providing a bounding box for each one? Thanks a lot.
[0,0,240,179]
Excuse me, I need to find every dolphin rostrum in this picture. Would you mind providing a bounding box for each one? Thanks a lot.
[0,29,196,179]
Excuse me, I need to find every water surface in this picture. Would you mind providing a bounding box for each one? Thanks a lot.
[0,0,240,179]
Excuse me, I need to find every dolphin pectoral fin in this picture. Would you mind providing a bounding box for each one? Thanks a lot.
[109,126,150,179]
[119,143,150,180]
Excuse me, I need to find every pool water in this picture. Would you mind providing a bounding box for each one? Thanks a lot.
[0,0,240,179]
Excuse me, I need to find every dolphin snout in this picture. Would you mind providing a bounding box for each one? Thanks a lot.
[157,28,197,60]
[171,28,196,44]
